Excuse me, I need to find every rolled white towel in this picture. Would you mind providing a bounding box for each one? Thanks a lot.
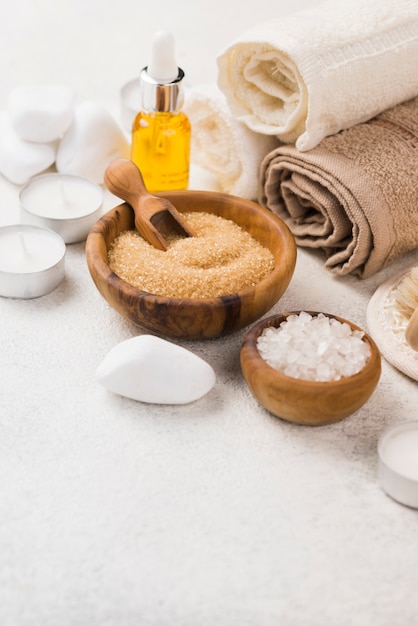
[183,84,279,200]
[217,0,418,151]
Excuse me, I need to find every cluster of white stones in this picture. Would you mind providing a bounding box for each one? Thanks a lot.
[1,85,129,185]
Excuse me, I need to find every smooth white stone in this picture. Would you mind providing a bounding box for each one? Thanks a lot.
[8,85,75,143]
[0,112,57,185]
[96,335,216,404]
[56,101,130,184]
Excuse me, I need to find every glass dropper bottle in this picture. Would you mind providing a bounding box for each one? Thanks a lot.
[131,31,191,192]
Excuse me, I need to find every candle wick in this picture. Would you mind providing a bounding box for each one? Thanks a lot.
[19,230,30,257]
[59,179,70,206]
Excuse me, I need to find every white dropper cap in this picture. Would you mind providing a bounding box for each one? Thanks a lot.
[148,31,179,83]
[140,30,185,112]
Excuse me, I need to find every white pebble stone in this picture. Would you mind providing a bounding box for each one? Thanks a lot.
[96,334,216,404]
[0,112,56,184]
[8,85,75,143]
[56,101,130,184]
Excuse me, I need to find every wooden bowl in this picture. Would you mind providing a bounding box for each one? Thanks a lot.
[85,191,297,340]
[240,311,381,425]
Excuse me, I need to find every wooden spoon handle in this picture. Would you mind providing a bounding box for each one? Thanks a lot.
[405,306,418,351]
[104,158,169,250]
[104,158,149,206]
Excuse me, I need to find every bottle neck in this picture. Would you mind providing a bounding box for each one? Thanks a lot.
[140,67,185,113]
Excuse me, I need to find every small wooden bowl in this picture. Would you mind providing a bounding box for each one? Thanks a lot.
[85,191,297,340]
[240,311,381,426]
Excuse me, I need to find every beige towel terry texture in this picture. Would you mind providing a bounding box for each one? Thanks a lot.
[259,97,418,278]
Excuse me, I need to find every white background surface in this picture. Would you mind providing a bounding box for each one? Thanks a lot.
[1,1,418,625]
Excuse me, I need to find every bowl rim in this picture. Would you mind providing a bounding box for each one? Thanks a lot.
[241,310,381,388]
[86,194,297,306]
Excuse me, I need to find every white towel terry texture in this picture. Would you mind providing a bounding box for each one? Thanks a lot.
[217,0,418,151]
[183,85,279,200]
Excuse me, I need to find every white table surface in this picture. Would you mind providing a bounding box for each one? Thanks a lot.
[1,1,418,625]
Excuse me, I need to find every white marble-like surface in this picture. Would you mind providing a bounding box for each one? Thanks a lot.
[0,1,418,625]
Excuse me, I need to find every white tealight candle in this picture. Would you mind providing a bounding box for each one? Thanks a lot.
[378,420,418,508]
[20,173,103,244]
[0,225,66,299]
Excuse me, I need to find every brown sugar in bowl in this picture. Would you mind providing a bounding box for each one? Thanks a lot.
[240,311,382,425]
[85,190,297,340]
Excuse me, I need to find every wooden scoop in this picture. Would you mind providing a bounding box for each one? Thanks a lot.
[104,158,195,251]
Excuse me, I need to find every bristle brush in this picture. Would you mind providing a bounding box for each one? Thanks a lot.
[393,266,418,351]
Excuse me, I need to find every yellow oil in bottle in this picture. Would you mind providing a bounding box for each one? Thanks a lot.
[131,110,191,192]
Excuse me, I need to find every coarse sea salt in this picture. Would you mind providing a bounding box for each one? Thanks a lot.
[257,312,371,382]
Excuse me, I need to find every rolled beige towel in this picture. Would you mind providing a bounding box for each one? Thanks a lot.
[217,0,418,151]
[259,97,418,278]
[183,84,279,200]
